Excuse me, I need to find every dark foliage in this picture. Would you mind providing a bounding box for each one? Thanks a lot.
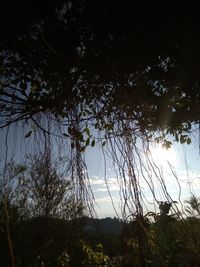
[1,2,200,139]
[1,3,200,267]
[2,201,200,267]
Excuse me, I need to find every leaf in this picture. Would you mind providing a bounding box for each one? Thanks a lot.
[63,133,70,137]
[85,127,90,136]
[91,139,95,147]
[180,135,187,144]
[80,134,84,142]
[187,122,191,130]
[71,143,75,149]
[175,133,179,142]
[162,140,172,149]
[102,141,106,147]
[85,109,92,115]
[85,137,90,146]
[80,146,86,153]
[68,127,72,134]
[25,131,32,138]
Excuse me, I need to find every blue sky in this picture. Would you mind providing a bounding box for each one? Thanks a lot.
[1,124,200,218]
[85,130,200,218]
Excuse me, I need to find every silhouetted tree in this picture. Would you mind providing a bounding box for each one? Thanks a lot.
[1,3,200,266]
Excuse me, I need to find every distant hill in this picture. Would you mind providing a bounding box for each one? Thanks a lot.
[80,216,124,235]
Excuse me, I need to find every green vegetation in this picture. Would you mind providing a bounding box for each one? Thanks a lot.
[1,193,200,266]
[1,2,200,266]
[1,152,200,266]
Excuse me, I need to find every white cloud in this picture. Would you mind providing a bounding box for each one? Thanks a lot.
[90,175,120,193]
[107,167,115,172]
[95,188,107,192]
[90,176,105,185]
[95,187,108,192]
[96,196,112,203]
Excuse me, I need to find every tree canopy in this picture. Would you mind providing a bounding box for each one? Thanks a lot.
[2,3,200,266]
[1,1,200,218]
[1,1,200,140]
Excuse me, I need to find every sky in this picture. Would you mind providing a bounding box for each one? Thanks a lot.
[1,124,200,218]
[85,129,200,218]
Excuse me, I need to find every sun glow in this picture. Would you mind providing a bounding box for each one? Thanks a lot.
[150,144,177,167]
